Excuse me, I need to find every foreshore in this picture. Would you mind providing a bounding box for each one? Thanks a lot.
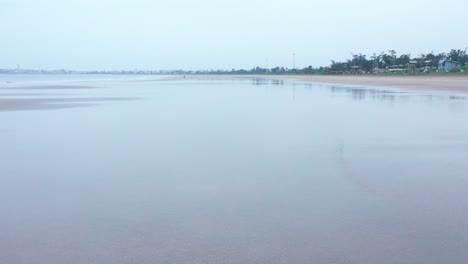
[186,75,468,92]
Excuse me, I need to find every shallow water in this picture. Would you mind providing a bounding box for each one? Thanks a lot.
[1,75,467,264]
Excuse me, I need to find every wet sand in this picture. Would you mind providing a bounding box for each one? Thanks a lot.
[1,76,468,264]
[186,75,468,91]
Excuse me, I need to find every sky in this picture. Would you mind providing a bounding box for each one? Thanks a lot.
[1,0,467,71]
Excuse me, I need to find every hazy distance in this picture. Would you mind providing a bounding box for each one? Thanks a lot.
[1,0,467,71]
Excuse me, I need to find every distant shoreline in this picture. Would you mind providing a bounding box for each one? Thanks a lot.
[1,73,467,92]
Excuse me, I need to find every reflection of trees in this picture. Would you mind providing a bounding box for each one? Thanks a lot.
[330,86,401,103]
[252,78,284,86]
[329,85,467,103]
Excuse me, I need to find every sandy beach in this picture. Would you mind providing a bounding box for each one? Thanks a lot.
[187,75,468,91]
[279,75,468,91]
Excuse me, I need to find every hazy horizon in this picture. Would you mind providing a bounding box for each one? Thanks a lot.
[2,0,467,71]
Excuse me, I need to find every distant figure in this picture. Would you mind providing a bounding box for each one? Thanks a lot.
[183,75,186,79]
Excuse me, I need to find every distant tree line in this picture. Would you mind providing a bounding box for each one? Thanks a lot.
[326,49,467,74]
[191,48,468,75]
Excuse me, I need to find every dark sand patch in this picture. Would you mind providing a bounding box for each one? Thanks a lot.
[0,93,66,96]
[0,85,97,90]
[0,97,136,111]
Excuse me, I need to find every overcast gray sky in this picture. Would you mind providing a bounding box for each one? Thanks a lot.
[1,0,467,71]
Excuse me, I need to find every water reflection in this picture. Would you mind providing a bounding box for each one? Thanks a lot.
[325,84,468,103]
[251,78,284,86]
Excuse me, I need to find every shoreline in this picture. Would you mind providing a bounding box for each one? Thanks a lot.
[185,74,468,92]
[1,74,467,92]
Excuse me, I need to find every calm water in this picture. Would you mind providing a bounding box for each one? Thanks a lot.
[1,75,467,264]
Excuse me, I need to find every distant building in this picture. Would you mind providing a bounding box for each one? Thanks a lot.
[387,65,405,72]
[408,60,418,75]
[438,60,461,71]
[350,66,361,74]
